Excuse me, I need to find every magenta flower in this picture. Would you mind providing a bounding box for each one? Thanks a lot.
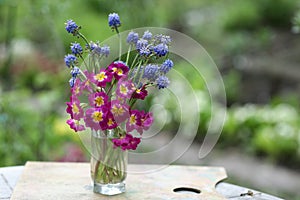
[66,97,84,120]
[116,78,135,99]
[107,61,129,80]
[84,107,108,131]
[110,100,129,124]
[102,112,118,130]
[126,110,142,133]
[112,134,141,150]
[141,111,153,131]
[93,69,112,88]
[66,119,85,132]
[132,86,148,100]
[89,92,108,108]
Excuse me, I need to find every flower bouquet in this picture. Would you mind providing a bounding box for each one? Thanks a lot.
[64,13,173,195]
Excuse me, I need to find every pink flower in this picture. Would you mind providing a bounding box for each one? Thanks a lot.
[66,119,85,132]
[93,69,112,88]
[81,70,95,93]
[84,106,108,131]
[107,61,129,80]
[112,134,141,150]
[126,110,142,133]
[88,92,108,108]
[66,97,84,120]
[71,78,82,97]
[116,78,135,99]
[110,100,129,124]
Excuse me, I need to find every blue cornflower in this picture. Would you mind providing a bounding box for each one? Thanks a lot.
[100,45,110,57]
[143,64,159,81]
[69,77,76,87]
[142,30,152,40]
[108,13,121,29]
[127,31,139,44]
[153,43,168,57]
[156,75,170,89]
[71,42,83,55]
[71,67,80,77]
[64,54,77,68]
[160,59,173,74]
[65,20,78,35]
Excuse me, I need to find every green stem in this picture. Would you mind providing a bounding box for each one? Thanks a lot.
[126,45,132,66]
[79,54,89,71]
[118,32,122,61]
[78,32,90,48]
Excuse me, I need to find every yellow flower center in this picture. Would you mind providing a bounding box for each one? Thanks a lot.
[107,118,114,126]
[72,103,79,114]
[112,105,125,116]
[116,68,123,75]
[92,111,103,122]
[130,115,136,125]
[95,72,106,82]
[94,96,104,106]
[120,84,128,95]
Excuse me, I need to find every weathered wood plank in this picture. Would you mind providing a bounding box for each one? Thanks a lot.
[11,162,227,200]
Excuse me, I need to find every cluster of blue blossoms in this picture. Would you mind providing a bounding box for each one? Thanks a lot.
[64,13,173,90]
[126,29,173,89]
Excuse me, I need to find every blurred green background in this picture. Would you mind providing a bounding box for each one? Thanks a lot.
[1,0,300,199]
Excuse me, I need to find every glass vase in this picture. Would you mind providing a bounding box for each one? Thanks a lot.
[90,129,128,195]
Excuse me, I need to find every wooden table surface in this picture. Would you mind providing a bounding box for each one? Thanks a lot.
[0,162,281,200]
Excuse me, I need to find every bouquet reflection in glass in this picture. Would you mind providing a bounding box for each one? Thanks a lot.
[64,12,174,195]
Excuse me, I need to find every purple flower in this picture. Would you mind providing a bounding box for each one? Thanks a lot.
[108,13,121,28]
[132,86,148,100]
[153,43,168,57]
[101,112,118,130]
[71,42,83,55]
[156,75,170,89]
[65,19,78,35]
[84,106,108,131]
[116,78,135,99]
[110,100,129,124]
[141,112,153,131]
[127,31,139,44]
[160,59,173,74]
[112,134,141,150]
[66,97,84,120]
[100,45,110,57]
[107,61,129,80]
[142,30,152,40]
[92,69,113,88]
[126,110,142,133]
[66,119,85,132]
[88,92,108,108]
[64,54,77,68]
[143,64,159,81]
